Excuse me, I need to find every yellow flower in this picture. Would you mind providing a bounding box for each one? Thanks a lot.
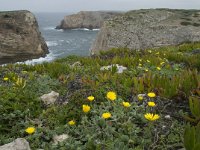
[139,59,142,62]
[144,113,160,121]
[25,127,35,134]
[68,120,75,125]
[139,63,142,67]
[82,105,91,113]
[156,67,161,71]
[106,91,117,101]
[102,112,112,119]
[122,102,131,107]
[3,77,9,81]
[145,69,149,72]
[87,96,94,101]
[147,92,156,98]
[138,95,144,101]
[148,101,156,107]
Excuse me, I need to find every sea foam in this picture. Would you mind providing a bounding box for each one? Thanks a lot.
[46,41,58,47]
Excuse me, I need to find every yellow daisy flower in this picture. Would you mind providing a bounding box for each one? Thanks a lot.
[144,113,160,121]
[25,127,35,134]
[122,102,131,107]
[102,112,112,119]
[106,91,117,101]
[87,96,94,101]
[147,92,156,98]
[138,95,144,101]
[82,105,91,113]
[68,120,75,125]
[148,101,156,107]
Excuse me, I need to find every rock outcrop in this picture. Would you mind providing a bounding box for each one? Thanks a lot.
[56,11,122,30]
[0,10,48,64]
[90,9,200,54]
[0,138,31,150]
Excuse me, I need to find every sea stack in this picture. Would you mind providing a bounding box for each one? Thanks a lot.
[90,9,200,54]
[56,11,122,30]
[0,10,48,64]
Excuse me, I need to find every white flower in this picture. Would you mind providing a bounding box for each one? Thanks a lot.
[164,115,171,119]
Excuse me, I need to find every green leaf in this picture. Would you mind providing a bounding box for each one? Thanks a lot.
[189,96,200,118]
[195,124,200,145]
[184,124,195,150]
[194,143,200,150]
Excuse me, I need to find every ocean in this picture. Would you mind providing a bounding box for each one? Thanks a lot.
[24,12,98,64]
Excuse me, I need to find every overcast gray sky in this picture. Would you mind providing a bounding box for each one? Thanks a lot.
[0,0,199,13]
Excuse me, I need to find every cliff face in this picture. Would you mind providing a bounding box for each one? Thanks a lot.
[56,11,122,30]
[0,10,48,64]
[90,9,200,54]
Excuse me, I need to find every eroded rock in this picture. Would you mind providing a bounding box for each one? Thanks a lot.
[0,10,48,64]
[56,11,122,30]
[91,9,200,54]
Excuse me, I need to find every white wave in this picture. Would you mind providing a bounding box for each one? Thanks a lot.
[57,29,64,32]
[46,41,58,47]
[17,53,55,65]
[72,28,98,31]
[72,28,88,31]
[43,27,64,32]
[92,29,100,31]
[43,26,55,30]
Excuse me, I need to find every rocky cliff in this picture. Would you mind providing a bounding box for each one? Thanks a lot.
[0,10,48,64]
[56,11,122,30]
[90,9,200,54]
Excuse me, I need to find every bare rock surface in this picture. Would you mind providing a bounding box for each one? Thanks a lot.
[40,91,59,106]
[0,10,48,64]
[0,138,31,150]
[56,11,122,30]
[91,9,200,54]
[53,134,69,145]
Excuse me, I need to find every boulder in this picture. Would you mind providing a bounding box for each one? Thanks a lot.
[53,134,69,145]
[0,138,31,150]
[90,9,200,54]
[56,11,122,30]
[0,10,48,64]
[40,91,59,106]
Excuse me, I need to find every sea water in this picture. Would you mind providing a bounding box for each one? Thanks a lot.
[23,12,98,65]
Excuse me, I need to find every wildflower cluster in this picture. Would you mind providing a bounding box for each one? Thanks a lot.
[68,91,134,125]
[138,92,160,121]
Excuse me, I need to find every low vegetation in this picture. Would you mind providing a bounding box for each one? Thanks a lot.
[0,42,200,149]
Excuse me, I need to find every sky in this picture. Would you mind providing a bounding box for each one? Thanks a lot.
[0,0,199,13]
